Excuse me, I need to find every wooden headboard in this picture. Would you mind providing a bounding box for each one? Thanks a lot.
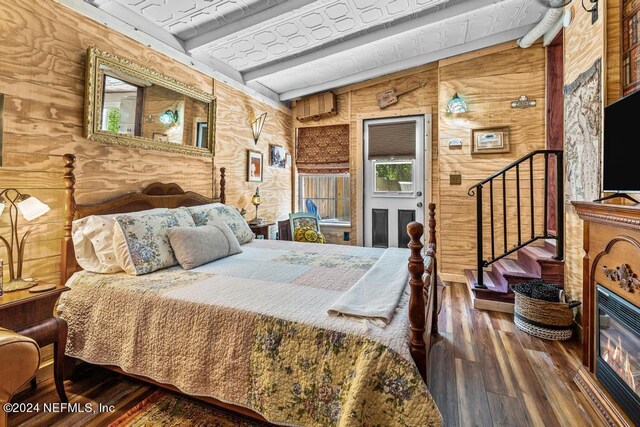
[60,153,226,284]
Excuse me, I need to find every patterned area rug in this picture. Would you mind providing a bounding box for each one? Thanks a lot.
[108,390,269,426]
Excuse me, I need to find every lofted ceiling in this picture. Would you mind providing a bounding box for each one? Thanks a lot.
[80,0,549,102]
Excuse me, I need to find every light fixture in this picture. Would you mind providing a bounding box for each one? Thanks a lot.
[447,92,468,114]
[250,187,262,224]
[0,189,50,291]
[158,109,178,125]
[251,112,267,145]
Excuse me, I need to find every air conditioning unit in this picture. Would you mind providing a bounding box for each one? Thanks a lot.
[294,92,337,122]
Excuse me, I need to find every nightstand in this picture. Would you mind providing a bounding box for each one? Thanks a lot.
[248,222,275,239]
[0,283,69,402]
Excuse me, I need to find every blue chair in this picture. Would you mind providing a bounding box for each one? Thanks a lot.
[305,199,318,216]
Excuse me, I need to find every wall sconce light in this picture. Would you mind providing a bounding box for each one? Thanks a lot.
[251,112,267,145]
[0,189,50,291]
[446,93,468,114]
[158,109,178,125]
[250,187,262,224]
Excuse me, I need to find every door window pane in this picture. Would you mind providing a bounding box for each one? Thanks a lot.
[374,161,414,193]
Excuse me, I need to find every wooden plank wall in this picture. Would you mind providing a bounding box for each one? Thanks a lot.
[562,0,606,319]
[214,82,294,223]
[0,0,292,285]
[293,42,547,277]
[438,44,547,278]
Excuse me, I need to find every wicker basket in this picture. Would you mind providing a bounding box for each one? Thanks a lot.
[511,285,581,341]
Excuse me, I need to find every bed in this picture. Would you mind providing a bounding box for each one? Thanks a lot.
[58,153,442,426]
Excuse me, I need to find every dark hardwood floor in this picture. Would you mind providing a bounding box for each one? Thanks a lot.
[10,282,602,426]
[429,282,602,427]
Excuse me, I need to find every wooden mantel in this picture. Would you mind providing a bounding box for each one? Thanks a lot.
[572,201,640,427]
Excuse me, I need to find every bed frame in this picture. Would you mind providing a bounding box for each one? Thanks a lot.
[59,153,439,421]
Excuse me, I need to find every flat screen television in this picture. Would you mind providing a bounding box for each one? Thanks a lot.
[603,90,640,193]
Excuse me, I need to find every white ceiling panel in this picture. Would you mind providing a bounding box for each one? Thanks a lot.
[108,0,288,40]
[201,0,449,71]
[257,0,545,95]
[79,0,550,102]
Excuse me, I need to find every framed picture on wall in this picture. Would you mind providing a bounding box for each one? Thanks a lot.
[247,150,263,182]
[471,127,510,154]
[270,144,286,168]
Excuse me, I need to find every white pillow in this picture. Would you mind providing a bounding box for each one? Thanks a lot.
[113,207,196,275]
[72,208,168,274]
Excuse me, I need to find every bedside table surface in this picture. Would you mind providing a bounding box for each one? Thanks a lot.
[0,283,69,310]
[248,222,275,227]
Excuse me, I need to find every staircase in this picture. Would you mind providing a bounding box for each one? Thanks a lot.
[464,150,564,313]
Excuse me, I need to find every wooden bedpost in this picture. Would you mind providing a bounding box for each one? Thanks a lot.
[220,167,226,204]
[428,203,436,250]
[61,154,76,285]
[407,221,427,381]
[427,203,438,335]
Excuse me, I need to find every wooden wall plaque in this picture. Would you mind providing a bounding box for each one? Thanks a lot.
[294,92,337,122]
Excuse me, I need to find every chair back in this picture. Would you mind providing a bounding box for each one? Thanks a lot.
[289,212,321,235]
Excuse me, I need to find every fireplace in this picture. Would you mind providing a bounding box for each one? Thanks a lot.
[597,285,640,421]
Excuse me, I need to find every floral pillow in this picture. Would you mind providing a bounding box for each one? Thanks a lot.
[72,208,168,274]
[293,226,326,244]
[113,207,196,275]
[188,204,254,244]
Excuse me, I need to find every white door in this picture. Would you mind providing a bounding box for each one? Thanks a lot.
[364,116,426,248]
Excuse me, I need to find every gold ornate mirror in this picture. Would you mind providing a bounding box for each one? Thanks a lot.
[84,47,215,157]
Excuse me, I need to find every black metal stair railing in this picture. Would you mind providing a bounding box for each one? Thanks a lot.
[468,150,564,289]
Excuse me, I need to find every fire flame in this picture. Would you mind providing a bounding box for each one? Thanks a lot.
[602,335,638,392]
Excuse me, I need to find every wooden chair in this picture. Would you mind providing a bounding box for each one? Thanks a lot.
[289,212,321,234]
[277,219,292,241]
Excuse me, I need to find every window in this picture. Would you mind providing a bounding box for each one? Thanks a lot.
[373,160,414,193]
[299,174,350,223]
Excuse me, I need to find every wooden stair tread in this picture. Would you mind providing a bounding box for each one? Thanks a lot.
[464,269,510,294]
[493,258,538,279]
[519,245,562,262]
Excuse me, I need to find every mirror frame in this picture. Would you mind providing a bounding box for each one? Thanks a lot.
[84,47,216,157]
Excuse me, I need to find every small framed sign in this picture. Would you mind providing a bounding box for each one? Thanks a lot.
[471,127,510,154]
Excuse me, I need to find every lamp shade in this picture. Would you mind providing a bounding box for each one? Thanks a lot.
[251,113,267,144]
[251,188,262,206]
[446,93,468,114]
[17,195,50,221]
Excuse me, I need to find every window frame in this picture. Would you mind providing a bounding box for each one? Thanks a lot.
[298,173,351,226]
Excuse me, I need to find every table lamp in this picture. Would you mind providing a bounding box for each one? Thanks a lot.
[250,187,262,224]
[0,189,50,292]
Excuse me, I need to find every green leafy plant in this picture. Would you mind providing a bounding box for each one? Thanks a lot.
[107,108,121,133]
[375,163,412,181]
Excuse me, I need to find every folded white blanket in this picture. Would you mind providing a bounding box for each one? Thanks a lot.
[327,247,409,326]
